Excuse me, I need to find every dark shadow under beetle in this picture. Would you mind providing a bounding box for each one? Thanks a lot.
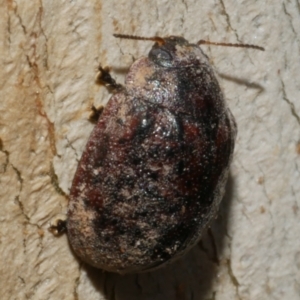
[83,173,235,300]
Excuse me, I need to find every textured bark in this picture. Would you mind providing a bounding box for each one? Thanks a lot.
[0,0,299,299]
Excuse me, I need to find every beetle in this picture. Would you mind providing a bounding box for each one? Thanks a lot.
[53,34,263,274]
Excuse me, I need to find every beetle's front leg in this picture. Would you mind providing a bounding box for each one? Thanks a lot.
[96,66,123,92]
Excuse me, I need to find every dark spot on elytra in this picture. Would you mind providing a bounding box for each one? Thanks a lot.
[117,173,136,189]
[148,144,160,159]
[150,220,197,261]
[91,134,110,167]
[176,160,184,175]
[144,182,159,197]
[172,115,184,141]
[134,210,148,217]
[184,179,193,190]
[164,145,176,158]
[130,155,142,165]
[116,118,124,126]
[91,174,102,185]
[148,170,159,180]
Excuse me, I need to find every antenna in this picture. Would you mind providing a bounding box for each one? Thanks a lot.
[113,34,165,46]
[198,40,264,51]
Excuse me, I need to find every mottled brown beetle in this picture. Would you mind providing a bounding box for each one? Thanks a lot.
[57,34,263,274]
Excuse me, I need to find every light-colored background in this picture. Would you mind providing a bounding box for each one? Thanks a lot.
[0,1,299,299]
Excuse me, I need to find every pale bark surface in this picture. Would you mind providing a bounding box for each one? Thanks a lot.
[0,1,299,299]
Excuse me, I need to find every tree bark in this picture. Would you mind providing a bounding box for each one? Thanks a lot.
[0,0,299,299]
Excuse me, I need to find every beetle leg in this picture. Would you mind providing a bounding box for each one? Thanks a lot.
[89,105,104,123]
[49,219,67,236]
[96,66,123,92]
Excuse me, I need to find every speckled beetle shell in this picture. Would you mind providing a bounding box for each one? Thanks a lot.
[67,36,237,274]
